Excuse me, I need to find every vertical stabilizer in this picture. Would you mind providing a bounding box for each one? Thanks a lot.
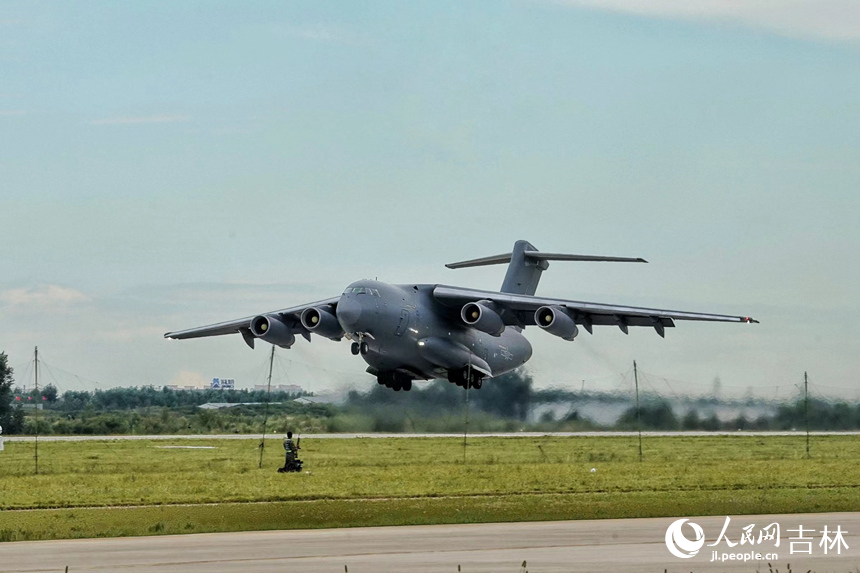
[501,240,548,295]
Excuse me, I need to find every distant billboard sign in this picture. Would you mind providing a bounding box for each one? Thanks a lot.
[211,378,235,390]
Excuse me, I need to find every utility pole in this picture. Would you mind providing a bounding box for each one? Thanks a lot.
[258,345,275,469]
[463,359,470,465]
[634,360,642,463]
[34,346,39,475]
[804,371,810,459]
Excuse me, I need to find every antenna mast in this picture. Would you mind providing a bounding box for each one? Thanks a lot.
[634,360,642,463]
[258,345,275,469]
[34,346,39,475]
[804,371,810,459]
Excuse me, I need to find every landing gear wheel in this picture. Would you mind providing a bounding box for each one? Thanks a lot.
[377,371,394,387]
[448,367,470,387]
[402,379,412,391]
[360,341,369,355]
[351,342,360,355]
[470,376,483,390]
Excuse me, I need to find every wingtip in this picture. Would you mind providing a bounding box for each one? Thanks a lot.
[638,258,648,263]
[444,263,455,269]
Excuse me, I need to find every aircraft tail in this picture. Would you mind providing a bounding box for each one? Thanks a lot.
[445,240,647,296]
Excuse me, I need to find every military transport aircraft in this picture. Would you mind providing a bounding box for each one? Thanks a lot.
[165,240,757,392]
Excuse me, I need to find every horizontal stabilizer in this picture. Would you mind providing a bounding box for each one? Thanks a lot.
[446,253,512,269]
[446,251,646,269]
[524,252,647,264]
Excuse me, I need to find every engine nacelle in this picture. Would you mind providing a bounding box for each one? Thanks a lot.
[300,307,344,340]
[460,301,505,337]
[249,315,296,348]
[535,305,579,341]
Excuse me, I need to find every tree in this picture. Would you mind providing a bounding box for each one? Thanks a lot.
[0,352,17,432]
[681,409,701,430]
[472,369,533,421]
[619,402,679,430]
[41,383,59,403]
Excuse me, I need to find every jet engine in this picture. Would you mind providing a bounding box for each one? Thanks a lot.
[534,305,579,341]
[249,315,296,348]
[301,307,343,340]
[460,301,505,336]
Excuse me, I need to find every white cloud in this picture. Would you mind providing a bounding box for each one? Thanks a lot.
[295,25,342,42]
[90,114,191,126]
[286,24,370,46]
[556,0,860,43]
[0,285,87,307]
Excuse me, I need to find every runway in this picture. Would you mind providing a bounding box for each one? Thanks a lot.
[6,430,860,442]
[3,513,859,572]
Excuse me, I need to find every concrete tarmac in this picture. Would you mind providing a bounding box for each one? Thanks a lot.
[2,513,859,572]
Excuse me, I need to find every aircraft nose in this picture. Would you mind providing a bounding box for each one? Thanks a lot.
[336,295,363,332]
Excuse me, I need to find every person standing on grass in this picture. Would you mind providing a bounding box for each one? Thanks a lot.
[283,431,298,468]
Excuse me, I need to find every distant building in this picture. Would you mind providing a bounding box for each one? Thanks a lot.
[211,378,235,390]
[199,402,279,410]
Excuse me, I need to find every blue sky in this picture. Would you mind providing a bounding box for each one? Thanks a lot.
[1,1,858,398]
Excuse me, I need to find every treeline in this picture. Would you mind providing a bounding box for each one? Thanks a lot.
[36,386,307,411]
[4,369,543,435]
[22,401,335,436]
[0,352,25,434]
[7,346,860,435]
[9,384,314,435]
[614,399,860,431]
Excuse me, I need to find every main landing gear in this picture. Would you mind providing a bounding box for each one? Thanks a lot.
[448,367,483,389]
[377,371,413,392]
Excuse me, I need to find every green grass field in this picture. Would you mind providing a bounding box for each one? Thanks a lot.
[1,434,858,541]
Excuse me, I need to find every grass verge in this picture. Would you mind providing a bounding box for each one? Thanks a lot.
[2,487,860,542]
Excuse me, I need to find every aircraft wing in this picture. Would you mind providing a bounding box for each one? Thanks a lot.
[164,296,339,347]
[432,285,757,337]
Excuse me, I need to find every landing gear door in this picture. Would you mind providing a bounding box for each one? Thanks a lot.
[394,309,410,336]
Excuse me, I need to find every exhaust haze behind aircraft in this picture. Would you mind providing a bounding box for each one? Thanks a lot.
[165,240,757,391]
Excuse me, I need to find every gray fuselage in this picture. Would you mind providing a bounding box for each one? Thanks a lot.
[336,280,532,380]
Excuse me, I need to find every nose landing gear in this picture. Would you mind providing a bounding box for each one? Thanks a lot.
[350,339,370,356]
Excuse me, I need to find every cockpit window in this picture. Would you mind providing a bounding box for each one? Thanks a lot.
[343,287,380,296]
